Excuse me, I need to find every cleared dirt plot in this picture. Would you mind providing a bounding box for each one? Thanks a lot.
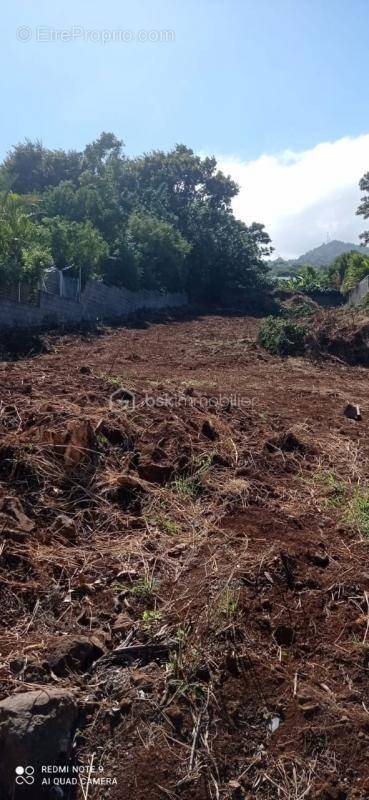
[2,312,369,799]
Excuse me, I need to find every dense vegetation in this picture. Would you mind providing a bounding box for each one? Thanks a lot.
[329,250,369,292]
[258,316,306,355]
[0,133,272,302]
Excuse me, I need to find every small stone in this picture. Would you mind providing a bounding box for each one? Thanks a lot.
[45,635,104,676]
[343,403,361,421]
[112,612,133,634]
[201,419,219,440]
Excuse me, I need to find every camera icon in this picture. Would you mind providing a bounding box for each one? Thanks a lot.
[15,766,35,785]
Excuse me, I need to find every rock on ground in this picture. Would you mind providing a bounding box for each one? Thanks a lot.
[0,688,79,799]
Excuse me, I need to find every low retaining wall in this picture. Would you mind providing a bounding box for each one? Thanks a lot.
[0,280,187,329]
[348,275,369,306]
[305,289,344,307]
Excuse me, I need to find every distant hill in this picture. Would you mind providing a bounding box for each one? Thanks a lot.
[294,240,369,267]
[270,240,369,274]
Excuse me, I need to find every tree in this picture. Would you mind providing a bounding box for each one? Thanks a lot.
[296,265,330,291]
[42,177,122,242]
[0,193,52,286]
[83,132,123,175]
[127,212,190,292]
[185,206,271,301]
[357,172,369,246]
[328,252,352,288]
[121,146,271,301]
[0,133,273,303]
[102,233,140,291]
[329,250,369,293]
[341,252,369,293]
[101,213,190,292]
[0,141,83,194]
[119,145,238,233]
[42,217,109,285]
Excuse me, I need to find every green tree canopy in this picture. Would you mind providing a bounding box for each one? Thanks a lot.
[329,250,369,293]
[0,193,52,286]
[42,217,109,285]
[126,211,191,292]
[0,134,273,302]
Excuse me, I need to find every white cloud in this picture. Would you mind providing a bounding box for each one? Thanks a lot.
[216,134,369,259]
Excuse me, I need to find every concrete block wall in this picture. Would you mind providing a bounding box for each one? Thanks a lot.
[0,279,187,330]
[0,299,44,328]
[348,275,369,306]
[39,292,84,324]
[81,281,186,319]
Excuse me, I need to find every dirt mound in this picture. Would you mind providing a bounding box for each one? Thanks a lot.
[308,307,369,365]
[282,293,320,316]
[0,330,51,361]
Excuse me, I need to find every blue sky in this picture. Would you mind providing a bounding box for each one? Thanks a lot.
[2,0,369,255]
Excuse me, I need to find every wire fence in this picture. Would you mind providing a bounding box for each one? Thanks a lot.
[0,269,80,307]
[0,282,39,305]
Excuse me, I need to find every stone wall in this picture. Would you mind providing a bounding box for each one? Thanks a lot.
[348,275,369,306]
[0,280,187,330]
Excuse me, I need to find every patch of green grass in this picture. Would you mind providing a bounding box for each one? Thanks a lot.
[142,512,179,535]
[133,576,157,598]
[162,518,179,535]
[142,609,162,629]
[172,475,199,500]
[345,488,369,537]
[111,575,157,598]
[314,471,369,539]
[106,375,123,387]
[219,587,240,618]
[111,581,127,593]
[314,470,347,508]
[193,453,214,474]
[172,453,214,500]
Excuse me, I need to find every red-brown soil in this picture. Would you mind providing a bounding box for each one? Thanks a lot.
[2,313,369,799]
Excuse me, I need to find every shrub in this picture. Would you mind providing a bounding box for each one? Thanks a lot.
[258,317,306,356]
